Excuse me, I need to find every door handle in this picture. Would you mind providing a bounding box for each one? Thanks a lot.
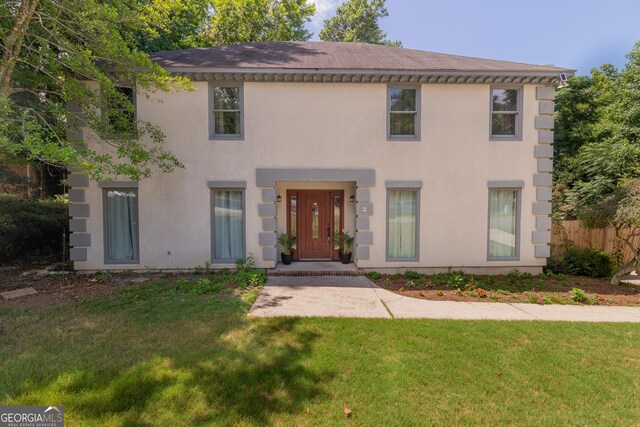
[327,224,331,242]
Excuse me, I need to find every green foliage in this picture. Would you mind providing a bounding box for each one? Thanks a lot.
[547,248,614,278]
[205,0,315,45]
[0,194,68,263]
[431,270,466,290]
[555,43,640,232]
[404,270,422,279]
[366,271,381,280]
[333,231,353,254]
[0,0,192,182]
[277,233,297,255]
[94,270,113,283]
[570,288,595,304]
[319,0,400,46]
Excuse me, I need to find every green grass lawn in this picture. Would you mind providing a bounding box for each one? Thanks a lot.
[1,279,639,426]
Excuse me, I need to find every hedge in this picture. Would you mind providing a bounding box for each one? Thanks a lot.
[0,194,68,264]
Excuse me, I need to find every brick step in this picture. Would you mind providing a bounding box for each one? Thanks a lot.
[267,270,365,277]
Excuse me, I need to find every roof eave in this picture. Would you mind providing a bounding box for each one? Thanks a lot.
[159,66,574,85]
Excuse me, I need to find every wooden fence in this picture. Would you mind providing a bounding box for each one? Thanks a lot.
[551,220,639,263]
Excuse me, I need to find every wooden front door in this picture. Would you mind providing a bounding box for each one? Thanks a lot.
[290,190,343,259]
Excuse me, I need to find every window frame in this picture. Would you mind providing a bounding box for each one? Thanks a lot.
[387,85,421,141]
[486,186,522,261]
[489,86,523,141]
[209,82,244,140]
[101,84,137,140]
[386,188,421,262]
[210,187,246,263]
[102,186,140,265]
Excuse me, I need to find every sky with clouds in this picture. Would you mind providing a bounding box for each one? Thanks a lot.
[307,0,640,76]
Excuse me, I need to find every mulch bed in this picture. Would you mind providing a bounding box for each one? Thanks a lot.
[0,266,168,309]
[370,274,640,306]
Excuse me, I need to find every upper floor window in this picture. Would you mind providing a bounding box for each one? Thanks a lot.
[388,86,420,140]
[210,83,243,139]
[490,87,522,140]
[103,86,136,138]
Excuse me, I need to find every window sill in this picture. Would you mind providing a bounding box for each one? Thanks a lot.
[210,135,243,141]
[487,257,520,262]
[386,258,420,262]
[489,136,522,142]
[387,136,421,142]
[104,260,140,265]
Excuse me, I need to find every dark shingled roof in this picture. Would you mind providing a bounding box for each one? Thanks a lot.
[149,41,571,74]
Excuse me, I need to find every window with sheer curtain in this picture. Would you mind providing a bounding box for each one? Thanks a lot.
[387,189,419,260]
[104,189,139,263]
[488,189,519,259]
[213,189,245,261]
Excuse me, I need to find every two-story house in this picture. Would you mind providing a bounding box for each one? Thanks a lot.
[67,42,573,273]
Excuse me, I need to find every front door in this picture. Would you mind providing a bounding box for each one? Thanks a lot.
[289,190,343,259]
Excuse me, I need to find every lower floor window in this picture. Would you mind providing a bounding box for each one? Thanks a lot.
[213,189,245,261]
[104,189,139,262]
[488,189,519,259]
[387,189,419,260]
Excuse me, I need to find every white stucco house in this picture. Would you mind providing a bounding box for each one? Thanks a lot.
[67,42,573,273]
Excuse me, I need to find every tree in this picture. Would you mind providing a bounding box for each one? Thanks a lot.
[203,0,315,46]
[319,0,400,46]
[0,0,192,182]
[0,0,316,183]
[555,42,640,283]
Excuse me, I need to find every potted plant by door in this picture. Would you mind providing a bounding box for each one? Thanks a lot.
[277,233,296,265]
[334,231,354,264]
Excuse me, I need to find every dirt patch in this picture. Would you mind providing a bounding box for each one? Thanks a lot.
[370,273,640,306]
[0,267,168,309]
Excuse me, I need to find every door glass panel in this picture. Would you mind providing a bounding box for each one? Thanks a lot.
[290,195,297,247]
[312,202,319,238]
[334,195,341,250]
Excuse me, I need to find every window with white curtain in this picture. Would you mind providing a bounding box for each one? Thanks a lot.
[212,189,245,261]
[104,189,139,263]
[488,189,520,259]
[387,189,419,261]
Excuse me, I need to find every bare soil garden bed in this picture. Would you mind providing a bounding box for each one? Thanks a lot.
[369,270,640,306]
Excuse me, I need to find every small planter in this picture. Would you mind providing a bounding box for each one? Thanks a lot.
[339,252,352,264]
[281,252,293,265]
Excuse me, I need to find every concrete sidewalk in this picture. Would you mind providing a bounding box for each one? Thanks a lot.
[249,276,640,322]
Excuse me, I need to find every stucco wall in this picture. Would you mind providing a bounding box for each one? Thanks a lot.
[73,81,548,271]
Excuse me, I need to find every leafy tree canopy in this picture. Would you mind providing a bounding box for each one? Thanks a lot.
[554,42,640,282]
[319,0,401,47]
[0,0,316,182]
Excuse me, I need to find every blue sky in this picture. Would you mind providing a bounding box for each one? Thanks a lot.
[308,0,640,75]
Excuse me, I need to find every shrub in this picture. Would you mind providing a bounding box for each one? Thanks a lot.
[570,287,595,304]
[404,270,422,279]
[0,194,68,264]
[547,248,613,278]
[367,271,381,280]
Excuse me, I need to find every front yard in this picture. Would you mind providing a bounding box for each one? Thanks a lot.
[1,270,640,425]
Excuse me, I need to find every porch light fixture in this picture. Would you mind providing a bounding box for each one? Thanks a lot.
[277,194,282,203]
[350,195,355,203]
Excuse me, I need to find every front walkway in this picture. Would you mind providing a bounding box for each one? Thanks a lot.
[249,276,640,322]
